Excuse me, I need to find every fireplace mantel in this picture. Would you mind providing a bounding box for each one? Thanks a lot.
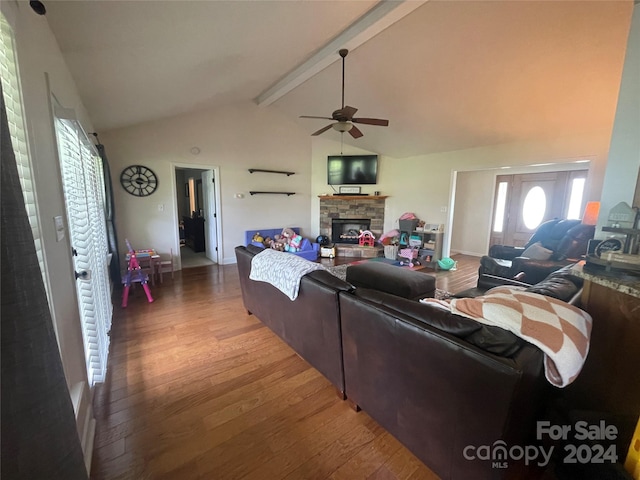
[318,195,388,200]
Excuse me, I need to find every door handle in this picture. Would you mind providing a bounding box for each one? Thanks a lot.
[75,270,91,280]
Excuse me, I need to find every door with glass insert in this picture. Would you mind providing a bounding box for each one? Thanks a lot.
[490,170,587,248]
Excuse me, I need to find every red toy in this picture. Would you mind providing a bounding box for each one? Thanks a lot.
[121,239,154,307]
[358,230,376,247]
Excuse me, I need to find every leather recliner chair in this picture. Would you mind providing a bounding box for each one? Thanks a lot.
[479,218,595,285]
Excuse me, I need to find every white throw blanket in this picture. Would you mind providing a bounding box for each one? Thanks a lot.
[422,288,592,387]
[249,249,325,300]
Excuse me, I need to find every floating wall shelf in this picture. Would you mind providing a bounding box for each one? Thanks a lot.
[249,191,296,196]
[248,168,295,176]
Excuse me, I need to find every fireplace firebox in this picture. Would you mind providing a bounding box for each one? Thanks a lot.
[331,218,371,244]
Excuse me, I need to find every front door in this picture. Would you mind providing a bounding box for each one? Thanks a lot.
[490,170,587,248]
[202,169,218,263]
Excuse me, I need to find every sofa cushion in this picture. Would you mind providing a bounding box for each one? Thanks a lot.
[354,288,524,356]
[346,261,436,300]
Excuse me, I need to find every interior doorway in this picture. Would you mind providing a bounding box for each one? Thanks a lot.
[174,164,221,269]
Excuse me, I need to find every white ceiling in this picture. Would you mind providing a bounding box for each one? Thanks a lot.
[44,0,633,158]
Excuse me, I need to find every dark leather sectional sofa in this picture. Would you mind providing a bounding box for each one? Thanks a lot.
[235,244,352,398]
[235,245,584,480]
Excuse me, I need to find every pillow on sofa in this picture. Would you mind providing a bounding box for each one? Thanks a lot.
[521,241,553,260]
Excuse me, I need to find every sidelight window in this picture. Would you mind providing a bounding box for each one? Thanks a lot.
[493,181,508,233]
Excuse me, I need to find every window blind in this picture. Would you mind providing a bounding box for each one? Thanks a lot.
[0,13,46,280]
[54,113,113,386]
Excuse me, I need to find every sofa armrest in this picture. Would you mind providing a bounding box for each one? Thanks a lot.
[488,245,525,260]
[477,273,532,291]
[307,270,354,292]
[511,257,575,284]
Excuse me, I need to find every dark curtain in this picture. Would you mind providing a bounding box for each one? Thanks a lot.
[1,86,88,479]
[95,139,121,285]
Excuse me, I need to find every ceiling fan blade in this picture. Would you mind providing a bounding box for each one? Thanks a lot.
[339,105,358,119]
[348,125,363,138]
[300,115,333,120]
[352,117,389,127]
[311,124,334,136]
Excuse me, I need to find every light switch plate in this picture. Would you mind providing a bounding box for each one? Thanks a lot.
[54,215,65,241]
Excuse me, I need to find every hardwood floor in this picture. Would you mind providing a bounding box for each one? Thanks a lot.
[91,253,481,479]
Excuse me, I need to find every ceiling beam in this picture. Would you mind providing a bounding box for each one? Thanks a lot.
[255,0,427,107]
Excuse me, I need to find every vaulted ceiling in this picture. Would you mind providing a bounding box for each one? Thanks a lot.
[44,0,633,158]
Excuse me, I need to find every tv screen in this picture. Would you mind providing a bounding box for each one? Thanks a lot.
[327,154,378,185]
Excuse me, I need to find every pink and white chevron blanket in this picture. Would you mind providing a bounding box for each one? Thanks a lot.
[425,288,592,387]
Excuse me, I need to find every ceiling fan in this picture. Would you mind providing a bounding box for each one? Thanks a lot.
[300,49,389,139]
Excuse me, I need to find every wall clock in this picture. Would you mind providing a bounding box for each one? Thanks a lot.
[120,165,158,197]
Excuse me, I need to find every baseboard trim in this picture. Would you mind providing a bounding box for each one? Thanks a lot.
[70,381,96,474]
[450,249,483,258]
[221,256,236,265]
[83,415,96,474]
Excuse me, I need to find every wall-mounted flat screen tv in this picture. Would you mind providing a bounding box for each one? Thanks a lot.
[327,154,378,185]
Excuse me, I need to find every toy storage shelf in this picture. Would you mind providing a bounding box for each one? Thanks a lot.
[409,230,444,269]
[248,168,295,176]
[249,191,295,196]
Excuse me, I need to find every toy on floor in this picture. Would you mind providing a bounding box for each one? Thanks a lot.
[121,239,154,308]
[358,230,376,247]
[398,247,419,267]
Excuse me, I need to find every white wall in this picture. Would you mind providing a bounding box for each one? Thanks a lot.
[598,2,640,236]
[101,102,313,265]
[451,169,496,256]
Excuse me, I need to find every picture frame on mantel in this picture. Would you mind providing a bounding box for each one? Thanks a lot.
[339,186,361,194]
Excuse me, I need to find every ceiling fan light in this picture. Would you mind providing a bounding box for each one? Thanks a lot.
[332,121,353,133]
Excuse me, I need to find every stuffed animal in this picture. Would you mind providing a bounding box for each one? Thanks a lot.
[270,234,285,251]
[262,236,272,248]
[379,229,400,246]
[281,228,303,252]
[252,232,264,244]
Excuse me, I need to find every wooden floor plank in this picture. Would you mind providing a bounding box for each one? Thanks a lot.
[91,253,482,479]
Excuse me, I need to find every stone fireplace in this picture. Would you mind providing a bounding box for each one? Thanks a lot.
[331,218,371,244]
[319,196,387,243]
